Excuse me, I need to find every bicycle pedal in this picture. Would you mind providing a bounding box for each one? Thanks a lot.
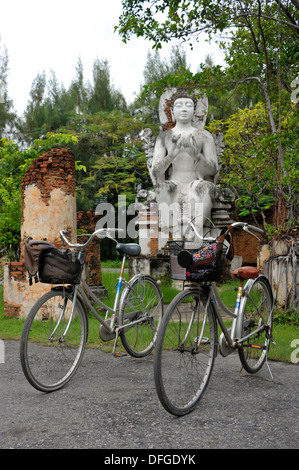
[113,352,128,357]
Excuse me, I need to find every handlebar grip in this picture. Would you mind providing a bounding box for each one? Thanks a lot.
[60,230,69,239]
[247,224,264,235]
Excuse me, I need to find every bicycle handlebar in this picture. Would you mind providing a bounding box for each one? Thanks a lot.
[60,228,125,249]
[61,222,264,248]
[231,221,264,235]
[189,221,265,242]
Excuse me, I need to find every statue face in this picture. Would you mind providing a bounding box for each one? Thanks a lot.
[173,97,194,123]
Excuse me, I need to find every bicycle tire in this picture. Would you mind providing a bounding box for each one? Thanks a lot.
[154,287,217,416]
[118,275,163,358]
[20,289,87,392]
[238,275,274,374]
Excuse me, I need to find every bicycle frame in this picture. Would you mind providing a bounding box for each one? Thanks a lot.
[60,261,160,355]
[56,228,163,355]
[185,220,271,353]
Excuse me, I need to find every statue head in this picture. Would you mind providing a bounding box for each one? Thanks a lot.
[172,96,195,126]
[170,88,197,110]
[159,87,208,131]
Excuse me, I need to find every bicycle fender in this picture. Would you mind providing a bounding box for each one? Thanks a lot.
[235,275,273,340]
[50,285,89,341]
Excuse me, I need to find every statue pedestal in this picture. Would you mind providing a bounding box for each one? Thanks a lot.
[136,187,235,256]
[211,187,235,228]
[132,188,237,280]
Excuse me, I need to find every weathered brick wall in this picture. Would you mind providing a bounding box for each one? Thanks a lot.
[20,148,76,259]
[232,229,261,265]
[21,148,76,212]
[4,148,77,318]
[3,262,28,317]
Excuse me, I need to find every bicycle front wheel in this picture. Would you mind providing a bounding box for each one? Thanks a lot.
[238,275,273,374]
[20,289,87,392]
[154,287,217,416]
[119,275,163,358]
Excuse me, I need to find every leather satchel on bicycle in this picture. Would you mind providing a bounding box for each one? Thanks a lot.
[24,238,85,285]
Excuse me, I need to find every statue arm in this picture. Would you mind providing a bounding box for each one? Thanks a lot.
[196,131,219,177]
[151,133,178,183]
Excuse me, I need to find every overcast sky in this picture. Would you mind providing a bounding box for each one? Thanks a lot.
[0,0,225,116]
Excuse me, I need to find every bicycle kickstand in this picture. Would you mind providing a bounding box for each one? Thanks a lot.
[265,356,274,382]
[112,329,127,357]
[266,334,276,382]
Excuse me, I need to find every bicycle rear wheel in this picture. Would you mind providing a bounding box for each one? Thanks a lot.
[20,289,87,392]
[238,276,273,374]
[154,287,217,416]
[119,275,163,358]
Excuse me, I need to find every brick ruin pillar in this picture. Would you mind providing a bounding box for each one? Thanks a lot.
[4,148,77,318]
[21,148,76,251]
[129,201,169,279]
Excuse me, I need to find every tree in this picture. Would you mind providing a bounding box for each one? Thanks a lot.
[88,58,127,114]
[18,71,48,142]
[207,104,276,226]
[0,39,16,138]
[19,57,127,145]
[60,111,154,210]
[68,57,89,115]
[131,43,188,123]
[117,1,299,49]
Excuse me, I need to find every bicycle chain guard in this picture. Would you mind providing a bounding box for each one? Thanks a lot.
[219,329,235,357]
[99,319,116,342]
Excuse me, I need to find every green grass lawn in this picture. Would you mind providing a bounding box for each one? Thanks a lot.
[0,277,298,363]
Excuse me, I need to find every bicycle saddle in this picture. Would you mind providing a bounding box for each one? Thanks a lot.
[116,243,141,256]
[232,266,259,279]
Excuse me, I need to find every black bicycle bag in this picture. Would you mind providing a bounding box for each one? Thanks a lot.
[24,238,84,285]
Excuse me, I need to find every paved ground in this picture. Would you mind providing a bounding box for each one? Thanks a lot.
[0,339,298,451]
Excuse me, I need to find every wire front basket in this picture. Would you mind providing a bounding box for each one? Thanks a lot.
[168,240,228,283]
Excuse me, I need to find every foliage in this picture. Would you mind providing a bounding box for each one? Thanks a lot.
[274,306,299,326]
[17,57,127,145]
[91,151,149,204]
[207,104,273,222]
[131,44,188,123]
[0,133,78,259]
[60,111,154,209]
[207,102,299,231]
[117,1,299,51]
[0,39,16,138]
